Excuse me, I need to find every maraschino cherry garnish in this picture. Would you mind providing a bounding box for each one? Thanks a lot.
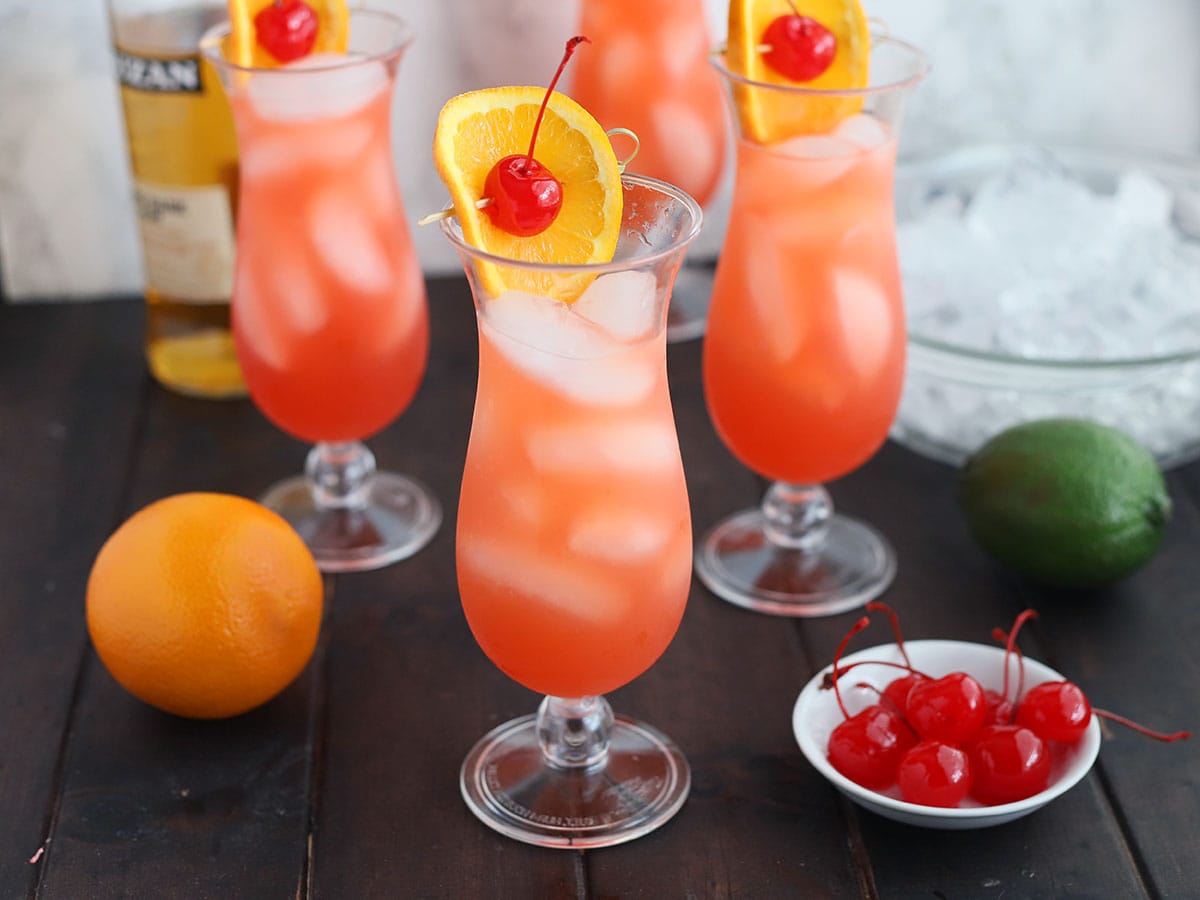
[969,724,1052,805]
[825,617,916,789]
[897,740,972,808]
[761,1,837,82]
[255,0,319,63]
[482,36,589,237]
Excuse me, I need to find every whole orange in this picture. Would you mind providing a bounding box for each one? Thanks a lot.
[86,492,323,719]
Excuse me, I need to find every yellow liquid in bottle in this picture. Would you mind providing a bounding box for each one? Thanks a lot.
[114,6,245,398]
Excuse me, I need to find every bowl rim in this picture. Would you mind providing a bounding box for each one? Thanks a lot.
[901,142,1200,369]
[793,639,1102,820]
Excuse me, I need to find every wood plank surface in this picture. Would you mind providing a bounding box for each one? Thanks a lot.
[4,287,1198,899]
[0,302,147,897]
[35,357,322,898]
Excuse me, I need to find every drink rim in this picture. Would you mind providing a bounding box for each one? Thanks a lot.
[440,172,704,275]
[198,9,413,74]
[711,36,928,97]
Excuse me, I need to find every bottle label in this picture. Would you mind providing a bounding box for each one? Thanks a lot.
[116,49,203,94]
[134,181,235,303]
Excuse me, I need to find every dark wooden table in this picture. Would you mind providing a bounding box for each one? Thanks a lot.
[2,280,1197,899]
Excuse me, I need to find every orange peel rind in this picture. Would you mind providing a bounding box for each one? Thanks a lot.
[727,0,871,142]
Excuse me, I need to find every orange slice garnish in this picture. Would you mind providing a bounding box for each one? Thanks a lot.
[225,0,349,68]
[727,0,870,142]
[433,87,623,302]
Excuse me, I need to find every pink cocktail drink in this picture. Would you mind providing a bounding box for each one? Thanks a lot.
[695,39,926,617]
[231,64,427,443]
[705,119,903,486]
[572,0,725,208]
[457,275,692,699]
[445,173,702,849]
[571,0,727,343]
[202,11,441,572]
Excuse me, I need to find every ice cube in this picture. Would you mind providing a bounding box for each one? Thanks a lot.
[835,113,891,150]
[1175,186,1200,238]
[781,130,863,175]
[835,267,895,380]
[232,272,288,372]
[526,418,679,476]
[573,271,659,341]
[598,36,643,99]
[482,291,657,406]
[247,56,387,122]
[265,248,328,336]
[650,101,721,198]
[739,214,805,362]
[494,478,544,526]
[1115,170,1172,229]
[241,119,375,182]
[308,186,392,295]
[566,506,676,563]
[460,535,628,626]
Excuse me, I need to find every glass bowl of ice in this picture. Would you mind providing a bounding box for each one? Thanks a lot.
[891,144,1200,468]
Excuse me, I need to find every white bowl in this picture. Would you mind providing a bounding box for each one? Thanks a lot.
[792,640,1102,829]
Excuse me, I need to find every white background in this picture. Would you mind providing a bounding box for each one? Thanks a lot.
[1,0,1197,300]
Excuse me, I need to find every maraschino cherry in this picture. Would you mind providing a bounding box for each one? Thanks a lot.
[255,0,319,63]
[969,724,1052,805]
[825,618,916,789]
[897,740,972,808]
[482,36,589,237]
[761,1,837,82]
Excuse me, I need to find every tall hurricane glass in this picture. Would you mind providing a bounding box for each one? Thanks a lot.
[570,0,726,342]
[696,38,927,616]
[442,174,702,848]
[200,11,440,572]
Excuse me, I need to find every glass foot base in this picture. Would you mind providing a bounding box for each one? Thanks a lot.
[695,508,896,617]
[260,471,441,573]
[460,713,690,848]
[665,264,712,344]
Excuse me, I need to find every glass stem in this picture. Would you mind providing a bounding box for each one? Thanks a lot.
[537,695,613,771]
[305,441,375,510]
[761,482,831,551]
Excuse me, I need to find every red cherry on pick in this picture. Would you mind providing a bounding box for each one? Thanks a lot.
[761,14,837,82]
[254,0,319,63]
[482,36,589,237]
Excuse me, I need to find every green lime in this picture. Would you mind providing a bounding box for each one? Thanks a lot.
[957,418,1171,589]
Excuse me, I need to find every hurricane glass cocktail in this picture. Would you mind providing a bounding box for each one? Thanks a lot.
[571,0,726,342]
[444,173,702,848]
[696,38,927,616]
[201,10,440,571]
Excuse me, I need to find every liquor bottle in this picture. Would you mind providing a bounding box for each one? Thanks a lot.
[109,0,245,398]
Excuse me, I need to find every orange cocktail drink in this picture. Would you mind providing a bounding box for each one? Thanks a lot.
[695,25,926,618]
[457,273,692,699]
[705,122,903,485]
[571,0,726,342]
[201,9,440,572]
[230,65,426,443]
[443,162,702,847]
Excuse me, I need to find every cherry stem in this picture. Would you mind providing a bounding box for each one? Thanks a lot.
[820,658,930,690]
[830,616,871,720]
[1094,709,1192,743]
[524,36,590,168]
[1000,609,1038,702]
[784,0,800,15]
[992,627,1026,721]
[866,601,910,668]
[853,681,919,738]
